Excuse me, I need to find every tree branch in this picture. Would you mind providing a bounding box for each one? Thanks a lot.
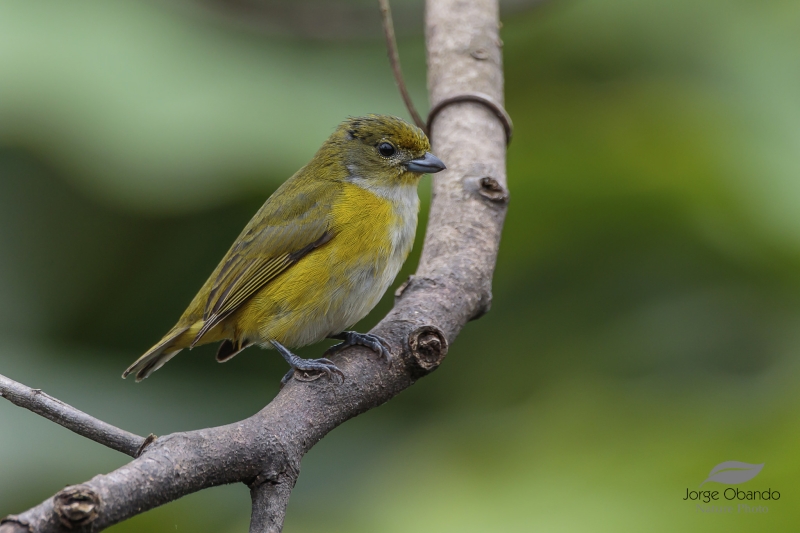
[248,468,298,533]
[0,374,150,458]
[0,0,508,531]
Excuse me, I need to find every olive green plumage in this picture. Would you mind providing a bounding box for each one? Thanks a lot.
[123,115,446,382]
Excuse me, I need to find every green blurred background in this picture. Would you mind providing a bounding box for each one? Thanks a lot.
[2,0,799,531]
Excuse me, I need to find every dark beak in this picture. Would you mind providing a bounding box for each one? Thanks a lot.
[406,152,447,174]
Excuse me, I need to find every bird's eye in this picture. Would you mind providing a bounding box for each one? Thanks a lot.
[378,142,396,157]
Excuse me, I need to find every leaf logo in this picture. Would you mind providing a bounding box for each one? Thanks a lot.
[699,461,764,488]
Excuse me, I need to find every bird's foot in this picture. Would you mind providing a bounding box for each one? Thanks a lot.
[325,331,393,365]
[272,340,344,386]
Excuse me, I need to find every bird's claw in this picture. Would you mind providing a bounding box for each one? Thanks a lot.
[326,331,393,366]
[288,357,345,383]
[273,339,345,387]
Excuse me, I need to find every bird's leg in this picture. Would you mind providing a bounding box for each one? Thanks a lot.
[325,331,393,365]
[271,339,344,385]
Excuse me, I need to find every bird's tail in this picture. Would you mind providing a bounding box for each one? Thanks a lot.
[122,325,194,382]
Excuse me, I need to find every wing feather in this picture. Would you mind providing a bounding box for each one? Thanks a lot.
[187,177,338,346]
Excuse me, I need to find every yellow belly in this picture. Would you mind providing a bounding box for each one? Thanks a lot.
[230,182,416,348]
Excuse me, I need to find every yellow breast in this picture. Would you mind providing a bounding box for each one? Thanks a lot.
[235,181,418,348]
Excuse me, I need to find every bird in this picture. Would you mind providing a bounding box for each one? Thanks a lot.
[123,114,446,383]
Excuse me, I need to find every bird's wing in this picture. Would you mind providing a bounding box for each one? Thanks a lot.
[190,178,336,345]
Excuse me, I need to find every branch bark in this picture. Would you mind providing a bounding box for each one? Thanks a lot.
[0,0,508,531]
[0,374,150,458]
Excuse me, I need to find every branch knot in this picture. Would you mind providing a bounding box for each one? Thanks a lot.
[478,177,509,204]
[54,486,100,529]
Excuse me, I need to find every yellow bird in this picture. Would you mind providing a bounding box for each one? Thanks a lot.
[123,115,446,383]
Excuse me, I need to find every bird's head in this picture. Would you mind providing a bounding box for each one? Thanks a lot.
[323,115,446,188]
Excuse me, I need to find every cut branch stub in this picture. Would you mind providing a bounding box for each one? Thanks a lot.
[54,486,100,529]
[408,325,448,372]
[0,519,30,533]
[394,275,414,299]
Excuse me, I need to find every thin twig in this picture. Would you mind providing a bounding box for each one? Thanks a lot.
[379,0,427,132]
[0,373,147,457]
